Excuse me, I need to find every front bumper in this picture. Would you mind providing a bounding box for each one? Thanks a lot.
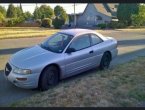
[111,48,118,59]
[4,62,40,89]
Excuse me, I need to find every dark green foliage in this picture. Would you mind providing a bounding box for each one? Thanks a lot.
[41,18,52,28]
[54,5,68,24]
[97,23,107,29]
[108,21,127,29]
[6,4,17,18]
[0,6,6,17]
[52,17,65,29]
[117,3,139,26]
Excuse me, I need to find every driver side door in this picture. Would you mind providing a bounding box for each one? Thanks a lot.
[64,34,94,77]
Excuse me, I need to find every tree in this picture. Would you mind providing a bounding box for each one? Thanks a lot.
[54,5,68,24]
[20,3,23,13]
[0,6,6,17]
[33,5,54,19]
[15,6,23,17]
[33,7,41,19]
[39,5,54,19]
[0,12,4,23]
[117,3,139,26]
[24,11,32,20]
[131,5,145,26]
[6,4,17,18]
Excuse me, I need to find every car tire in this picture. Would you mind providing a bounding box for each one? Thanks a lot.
[39,66,59,91]
[99,52,111,70]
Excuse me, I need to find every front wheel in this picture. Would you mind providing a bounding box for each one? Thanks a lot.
[39,66,59,91]
[99,52,111,70]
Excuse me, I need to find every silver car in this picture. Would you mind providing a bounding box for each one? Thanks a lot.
[4,29,118,91]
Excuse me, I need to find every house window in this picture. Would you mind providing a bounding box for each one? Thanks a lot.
[96,15,102,20]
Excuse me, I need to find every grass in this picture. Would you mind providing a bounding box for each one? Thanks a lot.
[0,27,59,39]
[10,57,145,107]
[1,27,145,40]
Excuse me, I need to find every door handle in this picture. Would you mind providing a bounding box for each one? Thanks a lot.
[89,50,94,54]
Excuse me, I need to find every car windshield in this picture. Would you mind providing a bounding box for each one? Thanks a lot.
[40,33,73,53]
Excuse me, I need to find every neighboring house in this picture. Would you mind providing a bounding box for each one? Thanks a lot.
[24,18,35,23]
[69,3,118,28]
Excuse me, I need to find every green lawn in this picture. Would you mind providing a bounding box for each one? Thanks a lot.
[10,57,145,107]
[0,27,59,39]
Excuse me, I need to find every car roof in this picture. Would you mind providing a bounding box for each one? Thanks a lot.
[59,28,96,37]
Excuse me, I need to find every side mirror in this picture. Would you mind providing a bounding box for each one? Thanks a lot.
[66,48,76,54]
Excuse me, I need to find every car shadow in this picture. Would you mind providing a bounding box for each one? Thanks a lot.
[0,47,25,55]
[118,39,145,47]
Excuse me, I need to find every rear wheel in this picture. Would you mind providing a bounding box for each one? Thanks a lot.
[99,52,111,70]
[39,66,59,91]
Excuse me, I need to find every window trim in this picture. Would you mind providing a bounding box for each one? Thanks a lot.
[90,33,103,46]
[65,34,92,53]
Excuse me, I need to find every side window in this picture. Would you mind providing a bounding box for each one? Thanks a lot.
[69,34,91,51]
[91,34,103,45]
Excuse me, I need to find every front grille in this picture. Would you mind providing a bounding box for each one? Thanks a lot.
[5,63,12,76]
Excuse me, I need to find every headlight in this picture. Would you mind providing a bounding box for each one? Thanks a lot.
[13,67,31,74]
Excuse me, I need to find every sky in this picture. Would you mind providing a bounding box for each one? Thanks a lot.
[0,3,87,14]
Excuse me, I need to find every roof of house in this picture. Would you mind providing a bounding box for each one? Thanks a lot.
[94,4,112,17]
[68,3,118,18]
[82,3,118,18]
[94,3,118,17]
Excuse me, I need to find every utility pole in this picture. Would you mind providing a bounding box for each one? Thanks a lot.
[74,3,76,28]
[20,3,22,11]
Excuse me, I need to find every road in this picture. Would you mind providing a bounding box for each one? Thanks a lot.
[0,29,145,106]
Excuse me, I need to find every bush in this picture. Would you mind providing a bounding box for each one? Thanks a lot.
[6,17,25,27]
[131,14,145,27]
[6,18,17,26]
[108,21,127,29]
[52,17,65,29]
[41,18,52,28]
[97,23,107,29]
[35,19,42,25]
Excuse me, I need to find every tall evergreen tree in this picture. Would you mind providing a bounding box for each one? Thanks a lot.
[117,3,139,25]
[6,4,17,18]
[15,6,23,17]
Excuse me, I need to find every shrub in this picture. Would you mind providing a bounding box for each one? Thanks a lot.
[6,18,16,26]
[97,23,107,29]
[35,19,42,25]
[52,17,65,29]
[108,21,127,29]
[41,18,52,28]
[6,17,25,27]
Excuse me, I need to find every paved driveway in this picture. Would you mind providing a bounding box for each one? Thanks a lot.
[0,29,145,106]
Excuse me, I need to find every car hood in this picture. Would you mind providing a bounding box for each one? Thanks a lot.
[9,45,60,69]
